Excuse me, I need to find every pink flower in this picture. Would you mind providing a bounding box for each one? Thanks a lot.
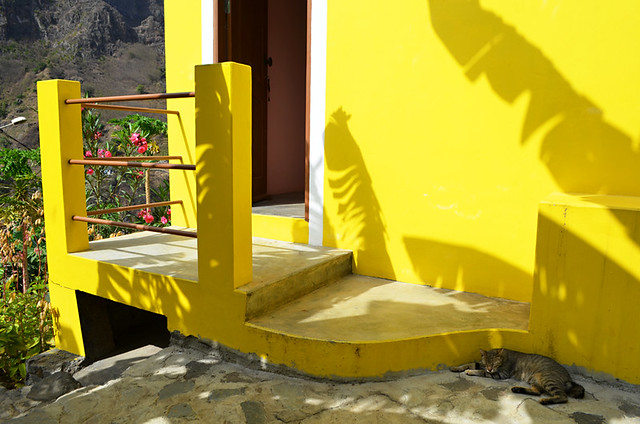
[143,214,154,224]
[160,216,168,224]
[167,208,171,215]
[84,150,92,158]
[104,150,112,158]
[86,168,94,175]
[129,133,140,144]
[137,144,147,154]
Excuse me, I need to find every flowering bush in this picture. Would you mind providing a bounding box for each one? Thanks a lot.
[0,148,52,389]
[81,110,171,239]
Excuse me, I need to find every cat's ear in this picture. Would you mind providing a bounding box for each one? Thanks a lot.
[498,348,504,355]
[479,349,486,356]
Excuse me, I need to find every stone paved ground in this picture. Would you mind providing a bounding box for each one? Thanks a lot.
[2,343,640,423]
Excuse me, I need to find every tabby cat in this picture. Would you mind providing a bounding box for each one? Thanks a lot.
[450,348,585,405]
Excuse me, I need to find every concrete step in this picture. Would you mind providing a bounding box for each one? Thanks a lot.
[247,274,530,342]
[237,238,353,320]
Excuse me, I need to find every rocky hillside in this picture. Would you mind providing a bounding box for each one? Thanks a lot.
[0,0,166,148]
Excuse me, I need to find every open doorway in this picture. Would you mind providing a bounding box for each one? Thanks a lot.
[217,0,308,219]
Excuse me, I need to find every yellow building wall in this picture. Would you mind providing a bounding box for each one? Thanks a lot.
[164,0,204,228]
[323,0,640,302]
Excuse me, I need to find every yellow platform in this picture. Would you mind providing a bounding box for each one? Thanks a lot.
[70,231,530,375]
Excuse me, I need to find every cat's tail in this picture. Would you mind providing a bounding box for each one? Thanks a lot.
[567,381,585,399]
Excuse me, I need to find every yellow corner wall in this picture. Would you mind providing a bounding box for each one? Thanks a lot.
[323,0,640,302]
[531,194,640,383]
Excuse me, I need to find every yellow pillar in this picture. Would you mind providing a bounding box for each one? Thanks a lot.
[48,283,85,356]
[37,80,88,261]
[195,63,253,289]
[37,79,88,355]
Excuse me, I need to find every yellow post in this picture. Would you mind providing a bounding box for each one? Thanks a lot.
[37,80,88,260]
[37,79,89,355]
[195,63,253,289]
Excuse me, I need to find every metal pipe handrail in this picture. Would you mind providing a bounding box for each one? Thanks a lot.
[69,159,195,170]
[65,91,195,104]
[82,103,180,115]
[72,215,197,238]
[82,155,184,162]
[87,200,183,216]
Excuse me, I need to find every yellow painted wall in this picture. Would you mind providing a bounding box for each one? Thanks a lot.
[322,0,640,302]
[531,194,640,383]
[164,0,203,227]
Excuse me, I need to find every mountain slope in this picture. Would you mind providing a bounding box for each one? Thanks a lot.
[0,0,166,148]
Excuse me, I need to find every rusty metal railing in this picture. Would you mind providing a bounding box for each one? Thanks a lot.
[68,91,197,238]
[65,91,195,104]
[72,215,197,238]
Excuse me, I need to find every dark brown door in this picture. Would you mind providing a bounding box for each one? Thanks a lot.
[219,0,269,202]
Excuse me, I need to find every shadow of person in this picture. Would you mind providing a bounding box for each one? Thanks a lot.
[323,108,395,279]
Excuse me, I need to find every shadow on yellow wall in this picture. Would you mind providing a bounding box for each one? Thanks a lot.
[428,0,640,198]
[324,108,395,279]
[403,237,530,301]
[532,213,640,380]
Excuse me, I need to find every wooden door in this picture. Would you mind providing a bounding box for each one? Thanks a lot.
[219,0,269,201]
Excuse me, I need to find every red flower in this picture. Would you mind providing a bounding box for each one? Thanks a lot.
[129,133,140,145]
[143,213,154,224]
[84,150,92,158]
[137,144,147,154]
[87,168,94,175]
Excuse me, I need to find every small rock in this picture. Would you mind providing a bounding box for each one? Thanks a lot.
[27,371,82,402]
[208,387,246,401]
[184,361,214,380]
[569,412,606,424]
[158,380,195,400]
[167,403,197,420]
[619,400,640,417]
[221,371,257,383]
[25,349,84,386]
[171,332,218,355]
[241,400,267,424]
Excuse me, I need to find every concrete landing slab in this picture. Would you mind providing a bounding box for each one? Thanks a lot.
[71,232,349,288]
[249,274,530,341]
[71,229,199,280]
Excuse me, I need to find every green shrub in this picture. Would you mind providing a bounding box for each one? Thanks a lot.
[0,277,53,389]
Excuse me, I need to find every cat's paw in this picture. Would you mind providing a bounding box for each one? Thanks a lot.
[449,366,467,372]
[511,386,528,394]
